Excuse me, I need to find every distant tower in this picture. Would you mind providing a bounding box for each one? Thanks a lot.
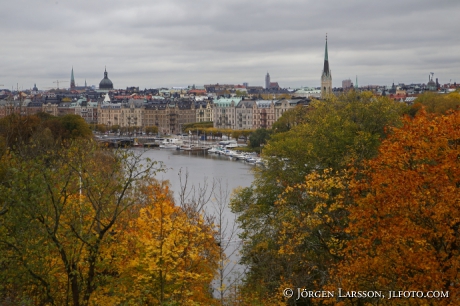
[70,67,76,89]
[427,72,436,91]
[355,75,358,90]
[321,35,332,99]
[265,72,270,90]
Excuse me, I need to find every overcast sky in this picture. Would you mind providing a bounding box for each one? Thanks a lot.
[1,0,459,90]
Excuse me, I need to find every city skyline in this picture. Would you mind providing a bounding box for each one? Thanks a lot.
[1,0,459,90]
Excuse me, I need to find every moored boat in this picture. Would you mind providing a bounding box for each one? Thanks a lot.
[160,138,184,149]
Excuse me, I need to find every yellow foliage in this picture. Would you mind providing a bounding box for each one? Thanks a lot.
[112,183,219,305]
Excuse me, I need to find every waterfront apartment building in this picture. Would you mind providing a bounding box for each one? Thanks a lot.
[213,97,308,130]
[274,99,303,121]
[97,98,143,129]
[253,100,275,129]
[143,101,196,135]
[236,100,255,130]
[196,100,213,123]
[213,97,241,129]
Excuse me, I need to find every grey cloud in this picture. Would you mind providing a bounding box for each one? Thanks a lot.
[1,0,459,89]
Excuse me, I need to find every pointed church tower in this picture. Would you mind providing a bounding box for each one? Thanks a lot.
[321,35,332,99]
[70,67,76,89]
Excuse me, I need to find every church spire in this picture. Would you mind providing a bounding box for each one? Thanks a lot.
[325,34,329,61]
[321,34,332,99]
[323,34,330,77]
[70,66,76,89]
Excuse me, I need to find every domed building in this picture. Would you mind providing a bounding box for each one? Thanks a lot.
[99,67,113,90]
[426,73,437,91]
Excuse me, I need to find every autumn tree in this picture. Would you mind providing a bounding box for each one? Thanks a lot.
[231,129,253,142]
[259,93,292,100]
[411,91,460,115]
[271,105,310,133]
[94,124,107,133]
[330,109,460,305]
[275,170,349,305]
[0,113,41,150]
[235,90,246,97]
[0,113,92,155]
[145,125,159,135]
[182,121,214,131]
[57,114,92,139]
[109,124,120,132]
[108,182,219,305]
[0,140,163,305]
[231,91,409,302]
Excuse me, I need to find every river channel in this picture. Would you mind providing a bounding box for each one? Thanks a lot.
[131,147,256,295]
[132,147,255,195]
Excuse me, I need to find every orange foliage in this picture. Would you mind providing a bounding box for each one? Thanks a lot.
[332,109,460,305]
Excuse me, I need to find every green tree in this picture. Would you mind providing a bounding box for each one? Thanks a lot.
[248,128,271,148]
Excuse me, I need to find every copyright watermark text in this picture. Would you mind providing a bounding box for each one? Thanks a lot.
[282,288,449,300]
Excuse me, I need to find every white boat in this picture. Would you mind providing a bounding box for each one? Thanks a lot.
[178,144,193,151]
[180,144,210,151]
[243,152,258,161]
[208,145,225,154]
[224,150,237,157]
[160,138,183,149]
[226,141,238,149]
[232,152,247,160]
[213,148,228,155]
[218,140,238,148]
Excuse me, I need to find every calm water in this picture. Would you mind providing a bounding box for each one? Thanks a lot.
[132,147,255,197]
[131,147,255,295]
